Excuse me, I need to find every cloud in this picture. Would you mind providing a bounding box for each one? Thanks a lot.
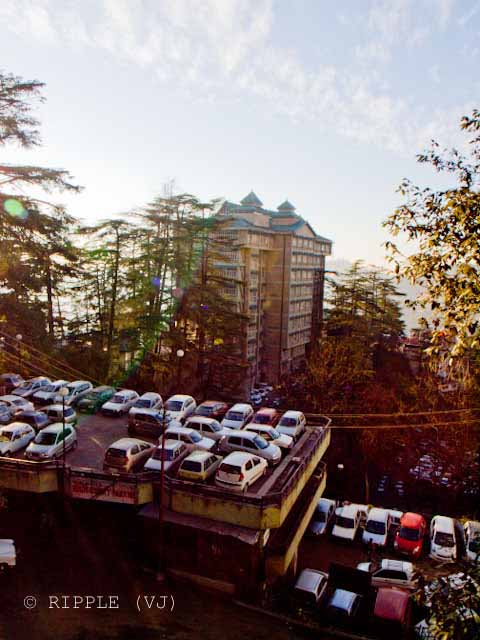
[0,0,471,154]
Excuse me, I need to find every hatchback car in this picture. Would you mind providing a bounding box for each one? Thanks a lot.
[0,373,24,394]
[144,440,189,473]
[362,508,391,547]
[250,407,280,427]
[0,403,15,425]
[16,410,49,432]
[165,426,215,452]
[308,498,337,536]
[332,504,369,541]
[327,589,362,621]
[128,409,171,438]
[194,400,229,420]
[293,569,329,607]
[221,403,254,429]
[0,422,36,457]
[32,380,69,405]
[464,520,480,562]
[164,394,196,423]
[429,515,457,562]
[277,410,306,441]
[25,423,77,460]
[218,430,282,466]
[103,438,155,473]
[394,512,427,559]
[77,386,116,413]
[13,377,51,398]
[43,404,77,426]
[53,380,93,406]
[241,423,293,450]
[215,452,267,492]
[129,392,163,417]
[0,395,34,415]
[184,416,232,442]
[370,559,419,591]
[101,390,139,416]
[177,451,222,482]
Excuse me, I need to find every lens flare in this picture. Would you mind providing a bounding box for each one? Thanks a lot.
[200,303,209,311]
[214,337,224,346]
[4,199,28,220]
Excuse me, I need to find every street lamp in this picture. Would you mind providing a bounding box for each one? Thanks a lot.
[15,334,22,374]
[176,349,185,389]
[58,386,69,490]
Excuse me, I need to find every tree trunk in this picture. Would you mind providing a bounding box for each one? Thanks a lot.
[45,256,55,338]
[107,229,120,368]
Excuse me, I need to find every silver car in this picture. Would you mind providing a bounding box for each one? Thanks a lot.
[218,430,282,466]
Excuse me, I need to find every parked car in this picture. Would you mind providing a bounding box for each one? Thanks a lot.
[387,509,404,531]
[327,589,362,621]
[243,424,293,450]
[128,409,171,438]
[372,587,412,638]
[184,416,232,442]
[25,423,77,460]
[250,407,280,427]
[165,426,215,452]
[308,498,337,536]
[13,377,51,398]
[221,403,254,429]
[277,410,306,441]
[144,440,189,473]
[164,394,196,423]
[177,451,222,482]
[0,403,15,425]
[0,395,34,415]
[32,379,69,406]
[362,508,391,547]
[77,386,116,413]
[293,568,329,607]
[218,430,282,466]
[0,539,16,569]
[370,559,419,591]
[129,392,163,416]
[101,389,139,416]
[0,373,24,394]
[53,380,93,406]
[394,512,427,559]
[429,515,457,563]
[464,520,480,562]
[332,504,369,541]
[0,422,36,457]
[215,452,267,492]
[103,438,155,473]
[194,400,229,420]
[16,411,49,432]
[43,404,77,426]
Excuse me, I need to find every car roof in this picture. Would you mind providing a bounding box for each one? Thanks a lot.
[0,422,32,432]
[281,410,303,418]
[339,504,359,517]
[295,568,327,592]
[68,380,90,387]
[183,450,212,463]
[0,395,22,401]
[132,408,163,417]
[199,400,226,407]
[160,439,185,450]
[254,407,277,415]
[401,512,424,526]
[374,588,410,622]
[109,437,150,449]
[432,515,455,531]
[318,498,337,510]
[221,451,260,465]
[116,389,136,395]
[329,589,359,611]
[92,385,114,392]
[368,508,389,521]
[379,559,414,574]
[168,394,194,402]
[166,426,200,436]
[18,411,43,417]
[186,416,216,424]
[41,423,75,433]
[139,392,161,399]
[229,403,252,411]
[233,430,264,441]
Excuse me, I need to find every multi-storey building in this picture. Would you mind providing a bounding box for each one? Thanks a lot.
[215,191,332,393]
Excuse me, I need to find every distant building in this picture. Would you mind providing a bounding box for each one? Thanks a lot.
[214,191,332,392]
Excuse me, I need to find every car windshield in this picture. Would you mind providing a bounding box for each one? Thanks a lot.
[182,460,202,472]
[84,392,98,400]
[315,510,326,522]
[43,384,58,392]
[434,532,455,547]
[166,400,183,411]
[197,406,213,416]
[253,413,272,424]
[366,520,386,534]
[152,448,175,461]
[225,411,243,421]
[111,395,126,404]
[253,436,268,449]
[35,432,57,445]
[20,382,34,390]
[190,432,202,443]
[270,429,280,439]
[0,431,13,441]
[0,405,8,414]
[209,421,221,432]
[336,516,355,529]
[106,448,127,458]
[66,385,77,393]
[468,538,480,553]
[13,399,24,406]
[279,417,296,427]
[399,526,420,541]
[135,399,152,408]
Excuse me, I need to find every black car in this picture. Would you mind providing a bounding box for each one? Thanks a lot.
[17,410,49,432]
[0,403,14,425]
[0,373,24,394]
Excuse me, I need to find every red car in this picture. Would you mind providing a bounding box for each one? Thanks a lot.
[394,512,427,559]
[251,407,280,427]
[194,400,229,420]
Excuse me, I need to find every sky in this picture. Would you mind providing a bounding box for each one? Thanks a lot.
[1,0,479,267]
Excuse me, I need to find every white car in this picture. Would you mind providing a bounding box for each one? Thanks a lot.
[308,498,337,536]
[32,380,69,405]
[362,508,391,547]
[464,520,480,562]
[221,403,254,429]
[44,404,77,425]
[332,504,369,541]
[12,377,51,398]
[129,392,163,417]
[294,569,329,606]
[243,423,293,450]
[164,426,215,452]
[53,380,93,406]
[215,452,267,492]
[0,395,34,415]
[0,422,36,457]
[184,416,232,442]
[25,423,77,460]
[104,437,155,473]
[144,440,189,473]
[429,515,457,562]
[0,539,16,569]
[101,389,139,416]
[164,394,196,423]
[277,410,306,441]
[370,559,419,590]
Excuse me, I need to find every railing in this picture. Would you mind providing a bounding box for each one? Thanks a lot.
[0,457,61,471]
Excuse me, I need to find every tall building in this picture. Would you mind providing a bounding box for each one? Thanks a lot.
[215,191,332,393]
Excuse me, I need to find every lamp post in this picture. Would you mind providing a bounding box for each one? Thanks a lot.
[176,349,184,389]
[15,334,23,374]
[58,386,69,492]
[157,402,168,581]
[337,463,345,504]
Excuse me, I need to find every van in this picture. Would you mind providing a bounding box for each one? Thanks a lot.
[218,430,282,466]
[429,515,457,562]
[362,508,391,547]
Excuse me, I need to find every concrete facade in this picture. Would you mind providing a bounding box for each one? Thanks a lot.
[215,192,332,392]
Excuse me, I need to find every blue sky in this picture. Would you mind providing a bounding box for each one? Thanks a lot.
[1,0,479,266]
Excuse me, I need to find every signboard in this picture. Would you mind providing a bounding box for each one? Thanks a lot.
[69,475,139,504]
